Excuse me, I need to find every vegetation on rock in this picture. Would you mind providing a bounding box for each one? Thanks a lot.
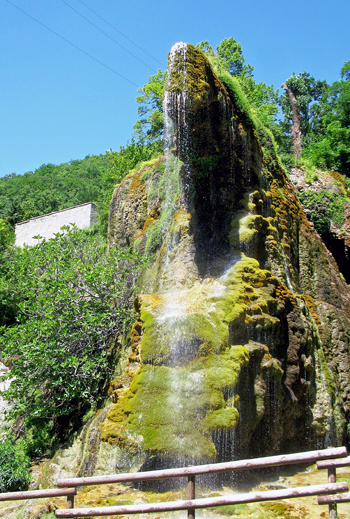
[104,41,350,464]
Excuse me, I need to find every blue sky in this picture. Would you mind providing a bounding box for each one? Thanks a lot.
[1,0,349,177]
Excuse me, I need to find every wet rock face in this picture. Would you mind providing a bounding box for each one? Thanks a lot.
[164,43,262,269]
[105,43,350,464]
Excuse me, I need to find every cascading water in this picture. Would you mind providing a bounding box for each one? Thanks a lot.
[142,44,250,483]
[163,42,189,162]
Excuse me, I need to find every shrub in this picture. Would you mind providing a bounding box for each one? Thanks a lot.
[0,226,145,453]
[0,438,31,491]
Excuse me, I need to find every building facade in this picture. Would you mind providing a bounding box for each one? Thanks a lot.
[15,202,97,247]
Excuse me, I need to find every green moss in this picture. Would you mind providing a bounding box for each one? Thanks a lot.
[104,338,249,459]
[317,346,336,398]
[217,71,284,174]
[209,503,251,516]
[298,188,348,232]
[129,156,160,177]
[204,407,239,431]
[167,44,218,100]
[96,498,134,506]
[141,312,225,365]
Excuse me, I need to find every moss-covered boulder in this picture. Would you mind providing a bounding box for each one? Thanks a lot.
[104,42,350,463]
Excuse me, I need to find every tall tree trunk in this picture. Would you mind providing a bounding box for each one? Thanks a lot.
[281,83,302,159]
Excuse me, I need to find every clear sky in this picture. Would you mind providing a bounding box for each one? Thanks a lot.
[1,0,349,178]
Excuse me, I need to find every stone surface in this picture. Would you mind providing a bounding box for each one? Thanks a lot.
[104,43,350,463]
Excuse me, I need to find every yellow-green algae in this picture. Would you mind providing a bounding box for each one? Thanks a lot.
[101,254,293,458]
[102,344,248,459]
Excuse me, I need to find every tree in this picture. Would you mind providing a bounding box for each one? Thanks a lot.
[133,70,166,145]
[279,72,328,157]
[0,155,109,227]
[0,226,144,451]
[303,61,350,175]
[197,38,253,78]
[197,38,279,132]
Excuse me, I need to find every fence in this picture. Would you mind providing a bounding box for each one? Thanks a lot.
[55,446,348,519]
[0,447,347,519]
[317,456,350,519]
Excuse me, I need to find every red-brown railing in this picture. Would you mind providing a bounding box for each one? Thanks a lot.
[317,456,350,519]
[0,447,347,519]
[54,446,348,519]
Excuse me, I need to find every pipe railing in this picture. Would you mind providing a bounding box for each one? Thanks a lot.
[0,488,76,508]
[54,483,349,518]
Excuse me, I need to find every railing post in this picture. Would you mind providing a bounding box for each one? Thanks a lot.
[187,475,195,519]
[66,491,75,510]
[328,467,337,519]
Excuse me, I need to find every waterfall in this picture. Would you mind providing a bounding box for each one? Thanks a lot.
[163,42,188,155]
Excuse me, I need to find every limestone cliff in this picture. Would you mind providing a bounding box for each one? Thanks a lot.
[104,42,350,464]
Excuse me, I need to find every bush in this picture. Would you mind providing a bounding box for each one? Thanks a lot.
[298,189,346,233]
[0,226,145,452]
[0,438,31,491]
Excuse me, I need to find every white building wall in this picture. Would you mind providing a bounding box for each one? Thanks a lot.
[15,202,97,247]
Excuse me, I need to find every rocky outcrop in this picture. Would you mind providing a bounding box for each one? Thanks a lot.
[291,167,350,283]
[104,43,350,463]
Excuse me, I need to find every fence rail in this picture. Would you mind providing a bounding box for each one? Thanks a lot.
[316,455,350,518]
[0,488,76,502]
[53,446,348,519]
[55,482,348,518]
[0,447,347,519]
[57,446,347,487]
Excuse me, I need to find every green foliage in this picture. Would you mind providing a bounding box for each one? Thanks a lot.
[94,141,162,237]
[96,141,162,236]
[197,38,253,78]
[0,437,31,491]
[280,72,328,144]
[0,220,16,327]
[218,71,282,169]
[197,38,280,133]
[0,155,109,227]
[302,61,350,175]
[0,218,14,254]
[280,63,350,176]
[105,141,162,188]
[298,189,347,233]
[0,226,145,453]
[133,70,166,144]
[0,143,162,241]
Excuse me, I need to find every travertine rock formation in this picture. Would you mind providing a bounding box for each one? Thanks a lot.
[104,43,350,464]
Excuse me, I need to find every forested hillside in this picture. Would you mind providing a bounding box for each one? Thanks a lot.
[0,154,109,226]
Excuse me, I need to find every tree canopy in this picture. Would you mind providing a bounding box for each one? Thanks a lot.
[279,63,350,175]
